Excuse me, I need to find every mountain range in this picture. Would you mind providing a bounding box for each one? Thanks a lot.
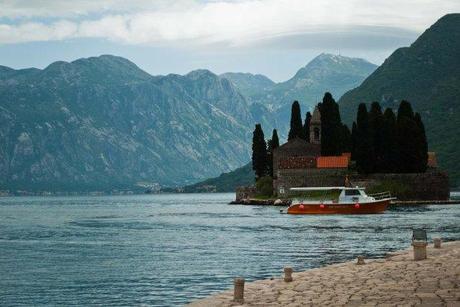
[187,14,460,192]
[0,54,375,191]
[222,54,377,132]
[0,53,375,192]
[0,57,256,191]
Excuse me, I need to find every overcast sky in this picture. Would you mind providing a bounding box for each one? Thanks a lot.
[0,0,459,81]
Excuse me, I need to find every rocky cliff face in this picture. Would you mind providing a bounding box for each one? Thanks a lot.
[0,53,376,192]
[221,53,377,134]
[0,55,256,191]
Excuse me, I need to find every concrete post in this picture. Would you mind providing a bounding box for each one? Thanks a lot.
[233,278,245,303]
[284,267,293,282]
[412,240,428,260]
[356,256,365,265]
[434,238,442,248]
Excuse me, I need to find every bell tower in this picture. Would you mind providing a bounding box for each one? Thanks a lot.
[310,106,321,145]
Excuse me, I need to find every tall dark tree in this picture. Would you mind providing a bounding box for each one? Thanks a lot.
[414,113,428,172]
[381,108,398,172]
[397,100,414,122]
[340,124,352,153]
[302,112,312,142]
[355,103,374,173]
[397,116,419,173]
[319,92,343,155]
[251,124,268,179]
[271,129,280,149]
[368,102,385,172]
[351,121,358,160]
[288,101,303,141]
[266,129,280,177]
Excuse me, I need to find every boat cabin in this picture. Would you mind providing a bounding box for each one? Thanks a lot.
[290,187,377,204]
[339,188,374,203]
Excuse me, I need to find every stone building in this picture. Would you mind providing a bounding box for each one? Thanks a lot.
[272,106,350,196]
[310,106,321,145]
[268,106,448,200]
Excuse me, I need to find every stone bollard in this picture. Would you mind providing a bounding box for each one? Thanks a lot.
[412,240,428,261]
[434,238,442,248]
[356,255,365,265]
[233,278,245,303]
[284,267,293,282]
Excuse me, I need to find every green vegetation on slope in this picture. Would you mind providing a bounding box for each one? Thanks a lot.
[339,14,460,186]
[182,163,254,193]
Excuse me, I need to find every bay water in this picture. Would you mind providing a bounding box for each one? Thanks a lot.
[1,193,459,306]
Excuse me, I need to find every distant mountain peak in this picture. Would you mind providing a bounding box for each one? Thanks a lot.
[186,69,216,80]
[305,53,376,69]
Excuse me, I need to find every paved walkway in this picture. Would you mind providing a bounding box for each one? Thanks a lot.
[188,241,460,306]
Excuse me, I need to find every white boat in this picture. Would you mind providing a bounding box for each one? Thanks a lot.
[286,187,395,214]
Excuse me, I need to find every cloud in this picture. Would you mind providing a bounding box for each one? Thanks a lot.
[0,0,459,47]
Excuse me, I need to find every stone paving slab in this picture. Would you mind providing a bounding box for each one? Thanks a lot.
[188,241,460,307]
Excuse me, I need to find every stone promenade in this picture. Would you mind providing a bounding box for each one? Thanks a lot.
[188,241,460,306]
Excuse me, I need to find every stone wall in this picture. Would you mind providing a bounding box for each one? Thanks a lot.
[273,168,348,196]
[235,186,256,201]
[273,168,450,200]
[350,170,450,200]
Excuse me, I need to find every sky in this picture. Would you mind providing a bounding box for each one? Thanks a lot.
[0,0,459,81]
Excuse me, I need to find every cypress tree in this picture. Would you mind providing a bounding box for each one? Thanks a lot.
[397,116,419,173]
[271,129,280,149]
[355,103,374,173]
[397,100,414,121]
[302,112,312,142]
[288,101,303,141]
[414,113,428,172]
[267,129,280,177]
[351,121,358,160]
[396,100,427,173]
[320,92,343,155]
[340,124,352,153]
[368,102,384,172]
[382,108,398,172]
[266,139,274,177]
[252,124,268,179]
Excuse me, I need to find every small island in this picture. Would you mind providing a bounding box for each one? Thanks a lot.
[236,93,449,204]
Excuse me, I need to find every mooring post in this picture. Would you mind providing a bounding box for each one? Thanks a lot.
[433,237,442,248]
[233,278,245,303]
[412,241,428,260]
[356,255,365,265]
[284,267,293,282]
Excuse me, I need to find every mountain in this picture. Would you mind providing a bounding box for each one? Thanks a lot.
[223,54,377,109]
[0,55,256,191]
[219,72,275,99]
[178,163,253,193]
[221,54,377,135]
[0,53,377,192]
[338,14,460,186]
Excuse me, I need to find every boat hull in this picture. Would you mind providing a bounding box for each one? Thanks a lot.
[287,199,390,214]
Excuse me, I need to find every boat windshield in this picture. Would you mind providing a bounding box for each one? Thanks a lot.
[344,189,361,196]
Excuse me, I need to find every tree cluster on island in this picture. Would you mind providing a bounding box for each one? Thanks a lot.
[252,92,428,181]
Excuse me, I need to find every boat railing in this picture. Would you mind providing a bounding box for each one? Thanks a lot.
[368,191,392,200]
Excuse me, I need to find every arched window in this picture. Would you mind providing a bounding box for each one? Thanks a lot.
[314,127,320,141]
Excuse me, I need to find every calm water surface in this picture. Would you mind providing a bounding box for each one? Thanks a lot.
[1,193,460,306]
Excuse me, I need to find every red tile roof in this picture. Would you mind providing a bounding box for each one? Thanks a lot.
[316,156,350,168]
